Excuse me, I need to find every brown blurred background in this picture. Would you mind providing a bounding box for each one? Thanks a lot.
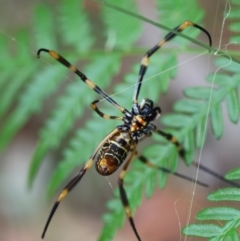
[0,0,239,241]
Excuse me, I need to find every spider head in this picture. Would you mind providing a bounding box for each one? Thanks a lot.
[139,98,161,122]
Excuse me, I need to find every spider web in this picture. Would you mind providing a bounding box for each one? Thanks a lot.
[0,1,239,241]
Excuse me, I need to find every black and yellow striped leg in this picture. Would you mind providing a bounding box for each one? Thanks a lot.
[193,162,240,188]
[118,143,141,241]
[37,48,132,117]
[90,100,123,120]
[132,21,212,106]
[136,152,207,187]
[154,129,184,158]
[41,128,120,239]
[154,130,240,187]
[41,167,88,239]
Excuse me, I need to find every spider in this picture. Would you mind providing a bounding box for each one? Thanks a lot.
[38,21,212,241]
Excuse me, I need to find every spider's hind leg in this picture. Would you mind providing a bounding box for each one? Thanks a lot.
[118,143,142,241]
[41,128,120,239]
[41,160,93,239]
[153,128,240,188]
[135,152,207,187]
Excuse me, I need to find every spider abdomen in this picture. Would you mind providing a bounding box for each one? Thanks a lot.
[96,132,131,176]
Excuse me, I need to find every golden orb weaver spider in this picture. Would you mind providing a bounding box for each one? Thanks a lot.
[38,21,212,241]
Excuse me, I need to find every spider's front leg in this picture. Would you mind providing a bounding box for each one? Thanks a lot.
[90,99,124,120]
[37,48,132,117]
[132,21,212,108]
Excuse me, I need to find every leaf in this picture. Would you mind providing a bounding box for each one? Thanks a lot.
[206,73,231,86]
[225,89,239,123]
[173,99,203,113]
[184,87,213,100]
[161,114,191,128]
[196,207,240,221]
[225,167,240,180]
[208,188,240,202]
[214,58,240,74]
[210,103,223,139]
[28,141,51,186]
[145,170,156,198]
[183,131,195,165]
[228,22,240,32]
[224,229,240,241]
[182,224,223,237]
[195,117,207,149]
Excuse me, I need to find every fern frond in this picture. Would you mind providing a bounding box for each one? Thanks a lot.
[158,57,240,165]
[0,62,38,118]
[182,2,240,238]
[101,0,142,49]
[0,65,67,153]
[58,0,94,52]
[0,30,37,118]
[182,169,240,240]
[33,4,57,50]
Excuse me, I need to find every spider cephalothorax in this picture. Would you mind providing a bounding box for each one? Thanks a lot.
[38,21,212,241]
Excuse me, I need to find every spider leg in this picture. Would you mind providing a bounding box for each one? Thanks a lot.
[41,128,120,239]
[90,99,123,120]
[193,162,240,188]
[135,152,207,187]
[153,129,240,187]
[118,143,141,241]
[153,128,184,158]
[37,49,132,117]
[132,21,212,108]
